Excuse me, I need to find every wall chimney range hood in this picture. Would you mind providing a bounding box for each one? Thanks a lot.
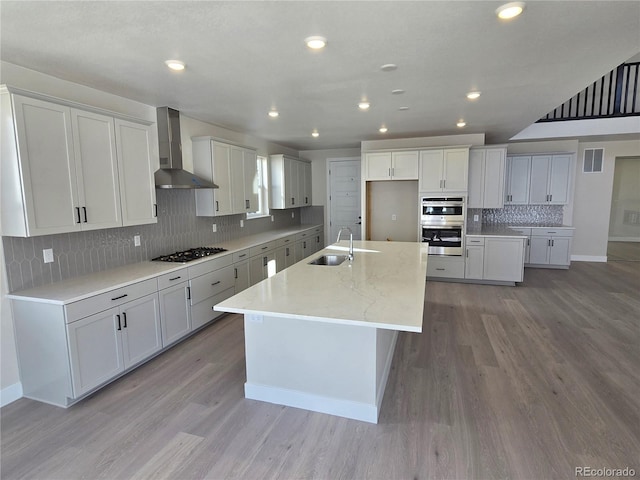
[155,106,218,189]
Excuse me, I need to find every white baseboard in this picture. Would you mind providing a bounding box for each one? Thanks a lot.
[608,237,640,242]
[244,383,379,424]
[571,255,608,262]
[1,382,23,407]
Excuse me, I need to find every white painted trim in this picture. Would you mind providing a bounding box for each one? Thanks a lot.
[376,331,398,410]
[571,255,608,262]
[608,237,640,242]
[245,382,379,424]
[1,382,23,407]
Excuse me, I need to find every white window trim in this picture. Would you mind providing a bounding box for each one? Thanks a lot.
[246,155,270,219]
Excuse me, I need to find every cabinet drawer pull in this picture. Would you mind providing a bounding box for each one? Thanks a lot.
[75,207,81,224]
[122,312,127,328]
[238,253,247,258]
[169,276,182,281]
[261,246,268,250]
[436,268,445,271]
[116,314,122,331]
[111,294,128,301]
[548,231,556,234]
[211,280,221,286]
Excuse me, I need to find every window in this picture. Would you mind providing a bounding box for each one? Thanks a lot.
[583,148,604,173]
[246,155,270,219]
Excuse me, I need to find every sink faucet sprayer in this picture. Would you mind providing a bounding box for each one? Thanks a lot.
[336,227,354,262]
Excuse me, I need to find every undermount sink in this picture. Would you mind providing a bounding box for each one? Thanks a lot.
[308,254,348,266]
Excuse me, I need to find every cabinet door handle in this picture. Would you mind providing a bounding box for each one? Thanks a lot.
[549,194,552,202]
[75,207,81,224]
[466,249,469,258]
[263,256,268,267]
[187,286,191,300]
[234,267,238,279]
[292,197,295,205]
[122,312,127,328]
[303,241,307,248]
[443,179,446,189]
[116,314,122,331]
[527,239,530,246]
[246,199,250,209]
[286,247,290,256]
[392,167,395,177]
[215,201,219,212]
[169,276,182,281]
[305,196,308,204]
[154,204,158,217]
[211,280,221,286]
[111,294,128,301]
[388,168,391,177]
[551,239,555,247]
[82,206,88,223]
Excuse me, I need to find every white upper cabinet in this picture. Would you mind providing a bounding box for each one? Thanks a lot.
[270,154,312,209]
[468,146,506,209]
[419,147,469,193]
[529,154,572,205]
[114,119,157,226]
[505,156,531,205]
[1,91,157,237]
[230,145,259,213]
[364,150,419,180]
[193,139,233,216]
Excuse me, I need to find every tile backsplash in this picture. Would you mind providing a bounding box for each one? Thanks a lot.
[3,189,322,292]
[482,205,564,226]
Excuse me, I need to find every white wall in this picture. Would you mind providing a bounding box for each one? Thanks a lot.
[573,139,640,259]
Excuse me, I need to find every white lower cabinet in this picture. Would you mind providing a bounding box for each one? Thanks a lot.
[189,259,235,330]
[158,277,191,348]
[529,229,573,267]
[463,236,525,283]
[67,292,162,398]
[427,256,465,279]
[464,237,485,280]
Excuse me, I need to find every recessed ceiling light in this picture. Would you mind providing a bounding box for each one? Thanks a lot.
[305,36,327,49]
[358,102,370,110]
[380,64,397,72]
[496,2,525,19]
[391,89,405,95]
[457,120,467,128]
[379,126,388,133]
[165,60,185,71]
[398,106,410,111]
[268,110,279,118]
[466,91,481,100]
[312,131,320,138]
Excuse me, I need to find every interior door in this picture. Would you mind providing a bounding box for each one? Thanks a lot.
[328,158,361,242]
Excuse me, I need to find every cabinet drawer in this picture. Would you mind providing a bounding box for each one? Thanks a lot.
[466,236,485,246]
[508,227,532,236]
[427,256,465,279]
[250,241,276,257]
[531,228,573,237]
[190,265,235,305]
[188,254,233,279]
[191,287,235,330]
[296,230,314,241]
[157,268,189,291]
[276,235,296,248]
[232,249,250,263]
[65,278,157,323]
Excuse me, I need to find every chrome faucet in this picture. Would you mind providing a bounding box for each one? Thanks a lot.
[336,227,354,262]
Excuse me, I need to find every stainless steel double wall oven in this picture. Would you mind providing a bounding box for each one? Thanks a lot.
[420,196,465,256]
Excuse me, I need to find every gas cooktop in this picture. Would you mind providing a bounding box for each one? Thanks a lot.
[152,247,228,263]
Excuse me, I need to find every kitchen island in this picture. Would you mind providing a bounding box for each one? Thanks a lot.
[215,240,429,423]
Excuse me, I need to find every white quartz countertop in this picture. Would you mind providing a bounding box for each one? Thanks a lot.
[215,240,429,333]
[7,224,322,305]
[467,225,575,237]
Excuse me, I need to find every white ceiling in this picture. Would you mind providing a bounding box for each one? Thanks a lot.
[1,1,639,151]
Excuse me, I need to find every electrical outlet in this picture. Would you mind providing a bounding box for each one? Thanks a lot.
[240,219,244,228]
[291,211,295,218]
[392,214,397,221]
[212,224,217,233]
[271,215,274,222]
[474,214,479,222]
[134,235,141,247]
[43,248,54,263]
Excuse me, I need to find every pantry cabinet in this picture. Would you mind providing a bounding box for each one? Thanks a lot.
[364,150,419,180]
[419,148,469,193]
[270,154,312,209]
[1,90,157,237]
[468,146,506,209]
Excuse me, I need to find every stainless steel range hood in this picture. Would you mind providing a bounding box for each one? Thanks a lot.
[154,106,218,189]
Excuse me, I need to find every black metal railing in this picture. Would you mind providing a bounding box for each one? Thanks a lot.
[538,62,639,122]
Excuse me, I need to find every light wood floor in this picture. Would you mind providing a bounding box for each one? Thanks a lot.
[2,261,639,480]
[608,241,640,261]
